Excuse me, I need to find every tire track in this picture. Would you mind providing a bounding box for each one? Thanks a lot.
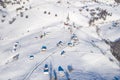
[23,45,68,80]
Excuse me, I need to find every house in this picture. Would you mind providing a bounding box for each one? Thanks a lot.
[29,55,34,60]
[61,50,65,56]
[44,64,49,74]
[41,46,47,51]
[71,34,79,44]
[71,34,78,40]
[58,66,64,76]
[68,42,74,47]
[57,41,64,47]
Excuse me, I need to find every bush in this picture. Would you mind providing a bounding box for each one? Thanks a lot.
[115,0,120,3]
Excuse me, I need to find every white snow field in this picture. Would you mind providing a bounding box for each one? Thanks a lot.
[0,0,120,80]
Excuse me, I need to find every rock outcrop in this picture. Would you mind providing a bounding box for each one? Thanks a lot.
[110,39,120,61]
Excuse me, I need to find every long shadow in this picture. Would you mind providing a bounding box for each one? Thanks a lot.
[49,62,53,80]
[53,69,57,80]
[64,71,70,80]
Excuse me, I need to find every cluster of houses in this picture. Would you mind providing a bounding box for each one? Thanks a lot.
[57,34,79,48]
[43,64,73,79]
[29,33,79,60]
[11,32,79,61]
[28,41,74,78]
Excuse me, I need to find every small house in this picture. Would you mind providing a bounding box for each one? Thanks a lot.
[57,41,64,47]
[61,51,65,56]
[58,66,64,76]
[44,64,49,74]
[71,34,78,40]
[71,34,79,44]
[68,42,73,47]
[41,46,47,51]
[29,55,34,60]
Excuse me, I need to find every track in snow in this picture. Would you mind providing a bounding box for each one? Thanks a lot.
[23,44,68,80]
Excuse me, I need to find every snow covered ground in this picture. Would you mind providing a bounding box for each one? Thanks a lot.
[0,0,120,80]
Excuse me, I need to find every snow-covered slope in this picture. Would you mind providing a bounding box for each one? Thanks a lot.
[0,0,120,80]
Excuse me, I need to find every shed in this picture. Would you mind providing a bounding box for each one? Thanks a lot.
[68,42,73,47]
[61,51,65,56]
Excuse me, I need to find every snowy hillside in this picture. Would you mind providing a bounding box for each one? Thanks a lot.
[0,0,120,80]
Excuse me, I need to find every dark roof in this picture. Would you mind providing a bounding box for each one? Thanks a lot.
[61,51,65,55]
[58,66,64,71]
[58,41,63,44]
[42,46,47,49]
[44,64,48,68]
